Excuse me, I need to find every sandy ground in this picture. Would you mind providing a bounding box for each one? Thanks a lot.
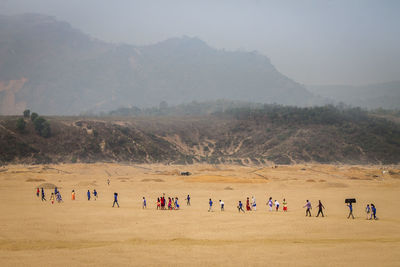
[0,163,399,266]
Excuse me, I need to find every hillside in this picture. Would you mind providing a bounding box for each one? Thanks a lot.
[1,105,399,165]
[0,13,315,115]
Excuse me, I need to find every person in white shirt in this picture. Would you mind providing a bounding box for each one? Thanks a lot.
[268,197,273,211]
[275,200,280,211]
[219,200,224,211]
[252,196,256,211]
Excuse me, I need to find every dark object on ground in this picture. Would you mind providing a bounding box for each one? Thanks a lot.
[181,172,191,176]
[345,198,356,204]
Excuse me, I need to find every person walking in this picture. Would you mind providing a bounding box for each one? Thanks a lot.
[107,179,110,186]
[50,193,55,204]
[41,188,46,201]
[87,190,91,201]
[208,198,213,212]
[252,196,256,211]
[161,196,165,210]
[56,191,63,203]
[186,194,191,206]
[316,200,325,217]
[268,197,273,212]
[304,200,312,217]
[142,197,147,209]
[283,198,288,212]
[275,200,280,211]
[238,201,245,213]
[162,196,166,210]
[246,197,251,211]
[175,197,180,210]
[219,200,224,211]
[93,189,98,200]
[371,204,377,220]
[365,204,371,220]
[36,188,40,198]
[347,202,354,219]
[112,192,119,208]
[157,198,161,210]
[168,197,172,210]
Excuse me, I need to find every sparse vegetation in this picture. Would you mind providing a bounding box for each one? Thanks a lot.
[23,109,30,118]
[30,112,38,122]
[0,104,399,164]
[33,116,51,138]
[16,118,26,133]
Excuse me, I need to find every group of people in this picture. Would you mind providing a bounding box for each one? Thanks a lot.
[36,188,378,219]
[87,189,98,201]
[36,188,98,202]
[303,200,325,217]
[208,196,286,213]
[365,204,377,220]
[36,187,63,204]
[267,197,288,212]
[236,196,257,213]
[156,194,180,210]
[302,200,378,220]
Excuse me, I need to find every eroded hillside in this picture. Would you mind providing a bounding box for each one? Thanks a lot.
[1,106,399,165]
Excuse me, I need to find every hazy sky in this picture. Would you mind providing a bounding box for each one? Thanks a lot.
[1,0,399,86]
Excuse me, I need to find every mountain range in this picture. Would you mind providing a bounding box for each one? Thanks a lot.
[0,13,398,115]
[0,13,317,115]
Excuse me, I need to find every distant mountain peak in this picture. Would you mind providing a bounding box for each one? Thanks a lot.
[0,13,314,115]
[150,36,211,51]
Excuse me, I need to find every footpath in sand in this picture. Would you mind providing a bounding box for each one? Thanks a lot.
[0,163,399,266]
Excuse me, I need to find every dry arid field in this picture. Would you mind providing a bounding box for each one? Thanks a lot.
[0,163,400,266]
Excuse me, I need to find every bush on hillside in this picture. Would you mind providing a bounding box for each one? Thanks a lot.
[16,118,26,133]
[33,116,51,138]
[23,109,30,118]
[31,112,39,122]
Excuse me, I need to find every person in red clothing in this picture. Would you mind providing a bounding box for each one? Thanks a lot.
[246,197,251,211]
[161,194,166,210]
[36,188,40,198]
[157,198,161,210]
[168,197,172,210]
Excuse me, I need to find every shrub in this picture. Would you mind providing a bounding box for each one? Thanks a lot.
[23,109,30,118]
[31,112,39,122]
[41,121,51,138]
[16,118,26,133]
[33,116,51,138]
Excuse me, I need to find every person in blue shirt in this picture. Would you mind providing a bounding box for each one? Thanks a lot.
[371,204,377,220]
[347,202,354,219]
[238,200,245,213]
[41,188,46,201]
[175,197,179,210]
[113,192,119,208]
[186,195,191,206]
[208,198,213,212]
[142,197,146,209]
[93,189,98,200]
[56,191,63,203]
[87,190,91,201]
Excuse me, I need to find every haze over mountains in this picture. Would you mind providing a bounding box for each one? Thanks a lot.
[308,81,400,110]
[0,13,398,115]
[0,13,315,115]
